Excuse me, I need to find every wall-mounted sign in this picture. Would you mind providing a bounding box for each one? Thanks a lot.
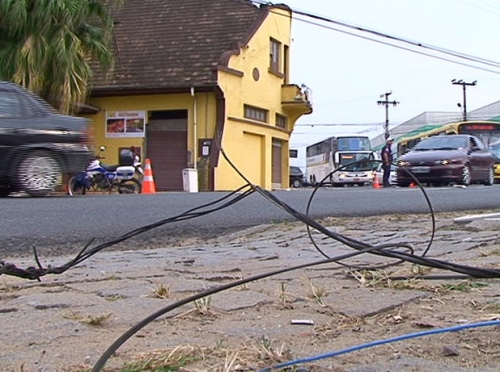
[199,139,213,157]
[106,111,146,138]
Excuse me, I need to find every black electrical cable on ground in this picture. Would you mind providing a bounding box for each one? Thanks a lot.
[0,185,255,280]
[91,143,500,371]
[91,178,500,370]
[91,241,414,372]
[304,161,436,262]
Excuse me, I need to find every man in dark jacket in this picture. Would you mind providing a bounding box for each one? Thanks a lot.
[380,137,394,188]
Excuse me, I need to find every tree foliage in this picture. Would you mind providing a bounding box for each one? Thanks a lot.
[0,0,122,114]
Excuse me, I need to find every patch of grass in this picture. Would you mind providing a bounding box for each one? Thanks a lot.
[67,341,294,372]
[174,293,217,319]
[103,294,127,302]
[305,276,326,306]
[194,295,212,315]
[118,346,201,371]
[151,282,172,299]
[411,264,433,276]
[255,336,290,362]
[315,306,365,337]
[351,270,389,287]
[441,281,489,292]
[351,270,438,292]
[275,282,294,309]
[62,310,112,326]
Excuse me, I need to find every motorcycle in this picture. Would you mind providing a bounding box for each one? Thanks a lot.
[67,146,142,196]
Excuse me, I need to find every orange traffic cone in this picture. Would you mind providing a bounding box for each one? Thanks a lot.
[372,173,381,189]
[142,159,156,194]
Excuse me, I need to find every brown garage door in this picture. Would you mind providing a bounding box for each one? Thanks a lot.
[146,110,188,192]
[272,139,282,188]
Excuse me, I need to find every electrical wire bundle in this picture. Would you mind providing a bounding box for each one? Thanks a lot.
[2,139,500,371]
[91,144,500,371]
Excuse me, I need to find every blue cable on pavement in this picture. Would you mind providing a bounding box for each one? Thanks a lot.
[259,320,500,371]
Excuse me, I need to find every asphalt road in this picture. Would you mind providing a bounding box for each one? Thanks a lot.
[1,184,499,257]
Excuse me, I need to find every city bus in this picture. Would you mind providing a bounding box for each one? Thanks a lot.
[397,120,500,180]
[305,135,376,186]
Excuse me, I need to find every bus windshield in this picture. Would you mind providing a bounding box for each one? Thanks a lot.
[339,153,375,170]
[337,136,372,151]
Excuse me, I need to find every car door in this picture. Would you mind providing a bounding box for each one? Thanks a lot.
[468,136,490,179]
[0,89,26,156]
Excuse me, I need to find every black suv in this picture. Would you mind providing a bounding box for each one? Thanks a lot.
[289,166,305,188]
[0,81,92,196]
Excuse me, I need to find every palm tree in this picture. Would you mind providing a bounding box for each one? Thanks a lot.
[0,0,122,114]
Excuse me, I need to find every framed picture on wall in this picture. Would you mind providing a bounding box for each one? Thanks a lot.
[106,111,146,138]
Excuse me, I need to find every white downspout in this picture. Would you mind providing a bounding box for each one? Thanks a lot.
[190,87,197,169]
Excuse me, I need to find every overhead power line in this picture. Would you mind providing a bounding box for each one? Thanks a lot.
[293,122,383,128]
[251,0,500,74]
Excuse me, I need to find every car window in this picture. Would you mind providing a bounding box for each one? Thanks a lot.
[413,136,468,151]
[22,88,53,116]
[470,137,485,150]
[490,142,500,159]
[0,91,23,118]
[0,85,50,118]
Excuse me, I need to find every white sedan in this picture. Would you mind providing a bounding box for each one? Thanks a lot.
[374,164,398,186]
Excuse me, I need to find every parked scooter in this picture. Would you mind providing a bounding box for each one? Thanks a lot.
[67,146,142,196]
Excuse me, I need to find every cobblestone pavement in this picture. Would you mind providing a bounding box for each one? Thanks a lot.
[1,210,500,371]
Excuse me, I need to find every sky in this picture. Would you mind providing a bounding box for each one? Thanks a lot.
[279,0,500,156]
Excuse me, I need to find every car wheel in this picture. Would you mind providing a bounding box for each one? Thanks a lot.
[484,166,494,186]
[459,164,471,186]
[16,150,61,197]
[292,178,302,188]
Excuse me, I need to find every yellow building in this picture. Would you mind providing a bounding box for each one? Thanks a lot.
[88,0,312,191]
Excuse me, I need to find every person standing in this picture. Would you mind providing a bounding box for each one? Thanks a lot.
[381,137,394,188]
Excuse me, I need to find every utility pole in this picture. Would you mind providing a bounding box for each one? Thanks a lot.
[377,92,399,140]
[451,79,476,121]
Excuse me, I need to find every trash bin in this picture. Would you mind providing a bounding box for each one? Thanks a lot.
[182,168,198,193]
